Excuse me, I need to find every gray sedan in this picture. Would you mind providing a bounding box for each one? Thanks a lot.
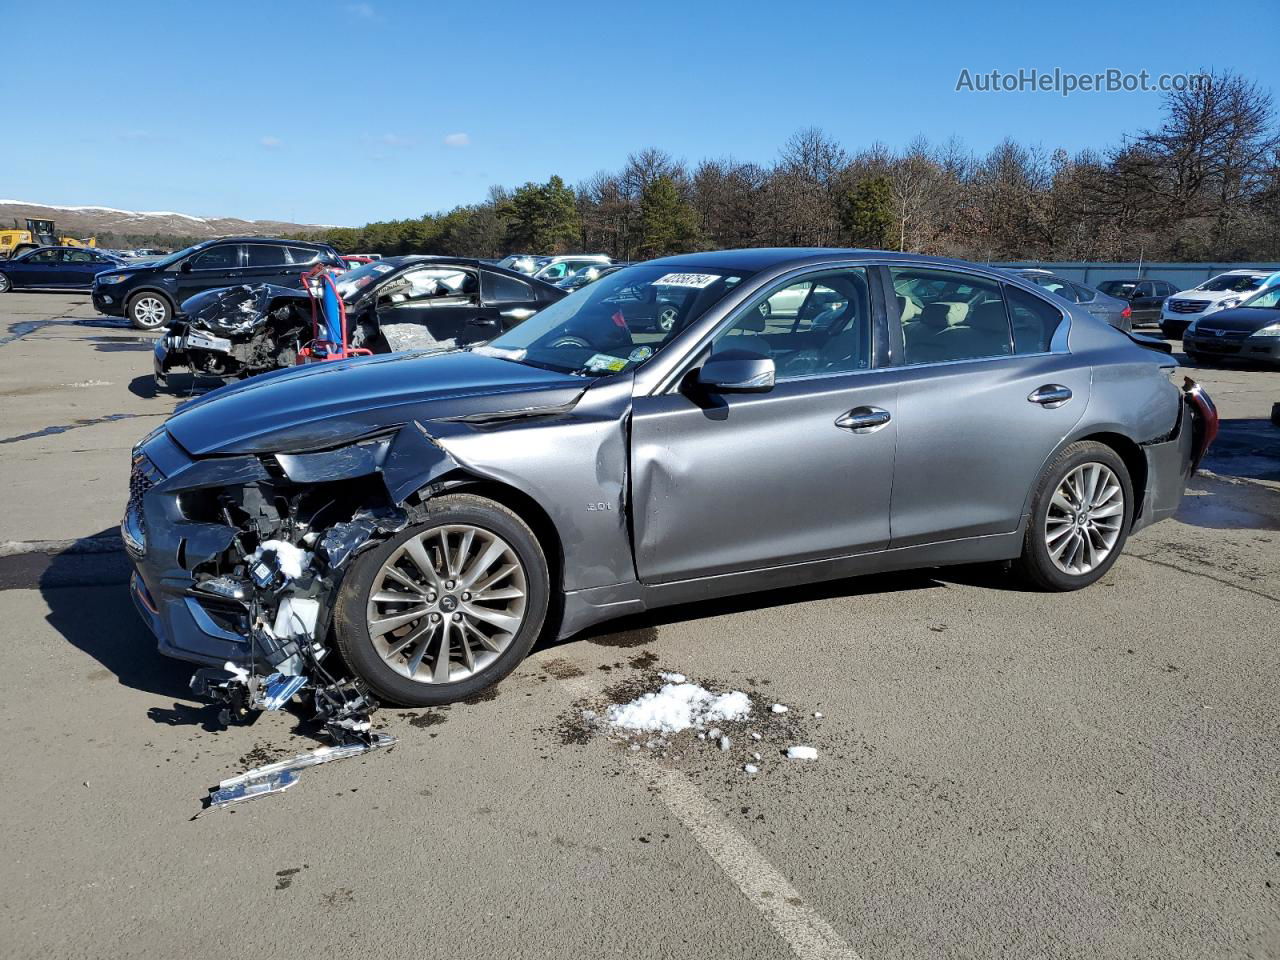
[1006,269,1133,331]
[127,249,1216,708]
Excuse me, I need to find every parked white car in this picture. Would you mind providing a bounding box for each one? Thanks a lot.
[1161,270,1271,338]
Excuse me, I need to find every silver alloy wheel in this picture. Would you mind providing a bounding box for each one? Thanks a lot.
[657,306,678,332]
[1045,462,1125,575]
[366,524,528,684]
[132,296,167,327]
[0,272,9,293]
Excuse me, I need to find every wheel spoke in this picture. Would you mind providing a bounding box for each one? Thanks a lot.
[369,605,429,637]
[462,603,522,634]
[381,565,428,594]
[473,585,524,601]
[432,621,454,682]
[454,528,475,581]
[462,540,507,588]
[403,537,443,589]
[1091,500,1124,519]
[471,562,517,594]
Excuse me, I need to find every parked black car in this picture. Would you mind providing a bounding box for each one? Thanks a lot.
[92,237,345,330]
[154,256,566,386]
[1182,284,1280,367]
[0,246,126,292]
[1096,279,1178,326]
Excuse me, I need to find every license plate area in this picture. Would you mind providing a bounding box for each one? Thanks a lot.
[185,331,232,353]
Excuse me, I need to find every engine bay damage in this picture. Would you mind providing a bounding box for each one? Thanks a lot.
[157,423,468,806]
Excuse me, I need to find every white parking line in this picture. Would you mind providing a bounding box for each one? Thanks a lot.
[556,670,864,960]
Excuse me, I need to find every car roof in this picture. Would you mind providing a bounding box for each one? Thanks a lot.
[646,247,1034,275]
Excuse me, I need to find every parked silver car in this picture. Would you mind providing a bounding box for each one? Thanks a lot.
[126,249,1216,709]
[1005,269,1133,331]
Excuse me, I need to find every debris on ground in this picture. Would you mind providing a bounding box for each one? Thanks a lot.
[605,677,751,734]
[744,764,759,774]
[771,703,789,714]
[204,734,396,810]
[786,746,818,760]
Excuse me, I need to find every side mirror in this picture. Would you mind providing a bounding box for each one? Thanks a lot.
[180,261,193,273]
[696,350,775,393]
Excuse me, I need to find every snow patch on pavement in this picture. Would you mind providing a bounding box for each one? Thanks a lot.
[605,680,752,734]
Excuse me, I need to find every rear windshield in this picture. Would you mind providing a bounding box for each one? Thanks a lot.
[1198,274,1265,293]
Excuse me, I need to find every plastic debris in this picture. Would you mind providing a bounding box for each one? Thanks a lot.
[718,735,731,751]
[205,734,396,810]
[744,764,759,774]
[771,704,789,714]
[786,746,818,760]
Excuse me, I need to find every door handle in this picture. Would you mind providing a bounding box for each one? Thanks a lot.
[1028,384,1072,408]
[835,406,891,433]
[500,307,536,320]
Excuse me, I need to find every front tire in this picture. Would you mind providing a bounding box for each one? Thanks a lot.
[1013,441,1132,591]
[128,292,171,330]
[333,493,550,706]
[0,272,10,293]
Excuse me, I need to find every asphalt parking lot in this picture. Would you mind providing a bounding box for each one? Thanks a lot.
[1,291,1277,960]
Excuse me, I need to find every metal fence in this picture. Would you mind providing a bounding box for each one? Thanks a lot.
[995,261,1280,289]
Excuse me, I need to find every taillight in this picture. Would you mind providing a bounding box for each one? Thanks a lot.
[1121,305,1132,319]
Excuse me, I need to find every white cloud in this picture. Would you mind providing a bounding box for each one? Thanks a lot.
[443,132,471,148]
[374,133,414,148]
[346,2,376,17]
[260,136,283,149]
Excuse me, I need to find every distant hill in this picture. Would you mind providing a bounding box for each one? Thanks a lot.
[0,199,342,245]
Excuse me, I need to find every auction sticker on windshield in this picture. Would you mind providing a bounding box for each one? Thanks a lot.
[654,273,721,289]
[585,353,628,372]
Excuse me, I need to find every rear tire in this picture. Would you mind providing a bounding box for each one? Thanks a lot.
[1012,441,1132,591]
[333,493,550,707]
[128,292,171,330]
[0,272,10,293]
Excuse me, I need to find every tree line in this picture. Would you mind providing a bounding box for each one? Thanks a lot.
[299,70,1280,264]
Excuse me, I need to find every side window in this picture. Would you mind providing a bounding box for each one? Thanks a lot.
[711,268,871,380]
[1157,281,1177,296]
[245,244,288,267]
[287,246,320,265]
[65,249,94,262]
[379,267,478,305]
[891,267,1011,365]
[1136,282,1155,298]
[1005,286,1064,355]
[30,249,62,263]
[1070,281,1096,303]
[482,271,534,303]
[189,245,240,270]
[540,262,570,281]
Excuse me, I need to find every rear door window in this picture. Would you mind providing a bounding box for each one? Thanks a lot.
[287,246,321,265]
[1005,286,1064,355]
[482,271,534,303]
[245,244,288,267]
[891,267,1012,364]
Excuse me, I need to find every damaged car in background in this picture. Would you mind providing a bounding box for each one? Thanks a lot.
[126,249,1218,746]
[153,256,565,387]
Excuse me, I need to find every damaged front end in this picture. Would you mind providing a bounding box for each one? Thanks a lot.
[156,284,310,385]
[126,421,458,753]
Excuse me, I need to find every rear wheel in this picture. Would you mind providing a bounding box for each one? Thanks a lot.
[333,493,550,706]
[0,272,10,293]
[128,292,171,330]
[1013,441,1132,591]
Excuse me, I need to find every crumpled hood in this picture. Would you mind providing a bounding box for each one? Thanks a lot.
[165,349,586,456]
[182,283,305,333]
[1191,306,1280,333]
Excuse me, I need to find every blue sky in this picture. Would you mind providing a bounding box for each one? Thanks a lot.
[4,0,1277,226]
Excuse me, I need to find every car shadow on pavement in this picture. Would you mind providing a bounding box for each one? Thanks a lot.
[566,568,963,651]
[34,527,196,702]
[130,372,217,400]
[1201,417,1280,484]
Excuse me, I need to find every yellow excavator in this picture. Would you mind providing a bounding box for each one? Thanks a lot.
[0,219,97,259]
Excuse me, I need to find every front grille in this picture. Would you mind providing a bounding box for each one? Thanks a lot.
[1169,299,1209,314]
[1196,328,1249,340]
[128,453,161,510]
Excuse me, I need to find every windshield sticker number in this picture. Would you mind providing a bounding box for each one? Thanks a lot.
[584,353,627,372]
[654,272,721,289]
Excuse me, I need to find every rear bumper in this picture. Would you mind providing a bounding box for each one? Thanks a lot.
[1132,380,1217,533]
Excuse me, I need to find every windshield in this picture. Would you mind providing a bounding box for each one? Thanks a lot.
[1198,274,1264,293]
[1241,286,1280,310]
[1098,281,1137,296]
[147,240,215,269]
[334,259,396,299]
[477,263,753,376]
